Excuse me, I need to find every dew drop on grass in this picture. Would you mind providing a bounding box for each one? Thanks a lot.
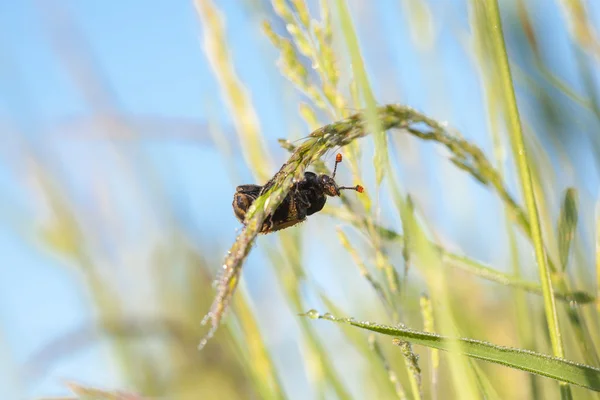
[322,313,335,320]
[305,309,320,319]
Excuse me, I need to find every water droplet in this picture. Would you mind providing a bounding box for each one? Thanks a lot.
[201,314,210,325]
[344,317,355,323]
[305,309,320,319]
[322,313,335,320]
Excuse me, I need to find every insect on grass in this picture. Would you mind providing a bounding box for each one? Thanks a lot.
[232,153,364,233]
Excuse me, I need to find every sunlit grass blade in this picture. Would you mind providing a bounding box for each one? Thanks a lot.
[302,311,600,392]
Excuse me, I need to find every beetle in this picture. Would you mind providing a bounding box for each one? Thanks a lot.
[232,153,364,233]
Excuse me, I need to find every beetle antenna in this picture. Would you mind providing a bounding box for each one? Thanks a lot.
[332,153,343,178]
[338,185,364,193]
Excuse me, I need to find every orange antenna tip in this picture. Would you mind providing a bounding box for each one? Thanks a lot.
[336,153,342,163]
[356,185,364,193]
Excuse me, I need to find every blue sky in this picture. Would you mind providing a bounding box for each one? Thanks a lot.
[2,0,600,398]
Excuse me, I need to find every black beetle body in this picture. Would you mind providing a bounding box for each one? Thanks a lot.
[232,154,363,233]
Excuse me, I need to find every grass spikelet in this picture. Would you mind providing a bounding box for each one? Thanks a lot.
[393,339,423,400]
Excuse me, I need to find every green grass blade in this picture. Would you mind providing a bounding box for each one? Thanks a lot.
[481,1,568,381]
[302,311,600,392]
